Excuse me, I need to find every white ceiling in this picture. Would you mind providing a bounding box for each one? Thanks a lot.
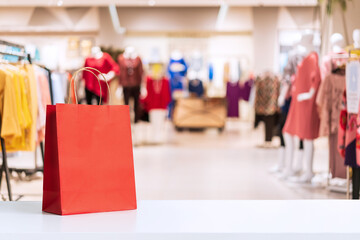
[0,0,318,7]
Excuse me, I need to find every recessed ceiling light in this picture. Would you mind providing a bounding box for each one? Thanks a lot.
[57,0,63,6]
[148,0,156,6]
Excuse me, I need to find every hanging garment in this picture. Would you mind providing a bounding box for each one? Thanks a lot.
[316,74,346,137]
[7,69,31,150]
[208,63,214,82]
[83,52,119,103]
[34,65,51,144]
[254,73,280,116]
[338,90,360,199]
[226,81,242,118]
[51,72,68,104]
[240,78,254,102]
[23,65,38,151]
[0,64,38,151]
[316,72,346,179]
[188,79,204,97]
[283,52,321,140]
[168,57,187,118]
[118,55,143,87]
[338,91,358,168]
[168,57,187,80]
[223,62,230,86]
[142,76,171,112]
[0,69,21,142]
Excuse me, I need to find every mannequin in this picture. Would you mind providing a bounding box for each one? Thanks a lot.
[188,50,205,97]
[168,50,187,117]
[321,33,346,79]
[270,40,306,174]
[282,31,321,182]
[143,63,171,144]
[254,71,280,147]
[118,46,143,123]
[330,33,345,53]
[83,46,119,104]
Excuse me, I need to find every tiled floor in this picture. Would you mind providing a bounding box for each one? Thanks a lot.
[0,120,345,201]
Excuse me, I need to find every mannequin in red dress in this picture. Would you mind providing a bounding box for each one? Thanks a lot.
[83,46,118,104]
[282,32,321,183]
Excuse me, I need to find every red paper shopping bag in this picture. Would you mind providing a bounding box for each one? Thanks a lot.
[42,67,136,215]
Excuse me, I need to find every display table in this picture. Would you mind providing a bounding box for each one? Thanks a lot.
[0,200,358,239]
[173,98,227,131]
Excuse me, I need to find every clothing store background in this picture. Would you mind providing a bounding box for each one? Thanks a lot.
[0,0,360,201]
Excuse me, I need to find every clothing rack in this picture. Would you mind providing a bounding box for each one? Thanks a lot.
[0,40,27,201]
[0,39,43,201]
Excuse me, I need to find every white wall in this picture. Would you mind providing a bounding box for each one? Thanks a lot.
[253,7,279,74]
[329,0,360,46]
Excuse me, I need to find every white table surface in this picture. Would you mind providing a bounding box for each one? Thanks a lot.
[0,200,358,240]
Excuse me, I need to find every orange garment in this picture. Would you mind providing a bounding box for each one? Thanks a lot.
[24,64,38,150]
[283,52,321,140]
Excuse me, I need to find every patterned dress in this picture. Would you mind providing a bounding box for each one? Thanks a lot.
[254,74,280,115]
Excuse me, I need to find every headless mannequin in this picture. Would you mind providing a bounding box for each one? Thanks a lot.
[121,46,142,123]
[282,32,316,182]
[84,46,115,105]
[188,51,205,97]
[169,50,187,98]
[91,46,115,81]
[270,41,305,174]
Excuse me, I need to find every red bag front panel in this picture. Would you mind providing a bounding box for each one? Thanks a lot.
[43,104,137,215]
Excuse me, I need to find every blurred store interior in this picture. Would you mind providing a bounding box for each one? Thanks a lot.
[0,0,360,201]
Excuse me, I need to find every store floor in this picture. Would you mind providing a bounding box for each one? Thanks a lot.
[0,120,345,201]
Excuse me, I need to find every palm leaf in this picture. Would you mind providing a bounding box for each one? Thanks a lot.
[318,0,351,15]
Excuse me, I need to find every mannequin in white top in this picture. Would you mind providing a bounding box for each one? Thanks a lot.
[91,46,115,81]
[282,32,316,182]
[353,29,360,49]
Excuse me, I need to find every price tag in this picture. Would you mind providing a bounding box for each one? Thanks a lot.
[346,60,360,114]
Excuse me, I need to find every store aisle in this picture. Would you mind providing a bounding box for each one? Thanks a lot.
[1,121,345,201]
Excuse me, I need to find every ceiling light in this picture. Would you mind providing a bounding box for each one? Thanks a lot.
[108,5,126,35]
[148,0,156,6]
[57,0,63,6]
[215,3,229,30]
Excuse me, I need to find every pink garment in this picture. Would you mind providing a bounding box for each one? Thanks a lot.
[316,74,345,137]
[34,66,51,143]
[321,52,347,80]
[283,52,321,140]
